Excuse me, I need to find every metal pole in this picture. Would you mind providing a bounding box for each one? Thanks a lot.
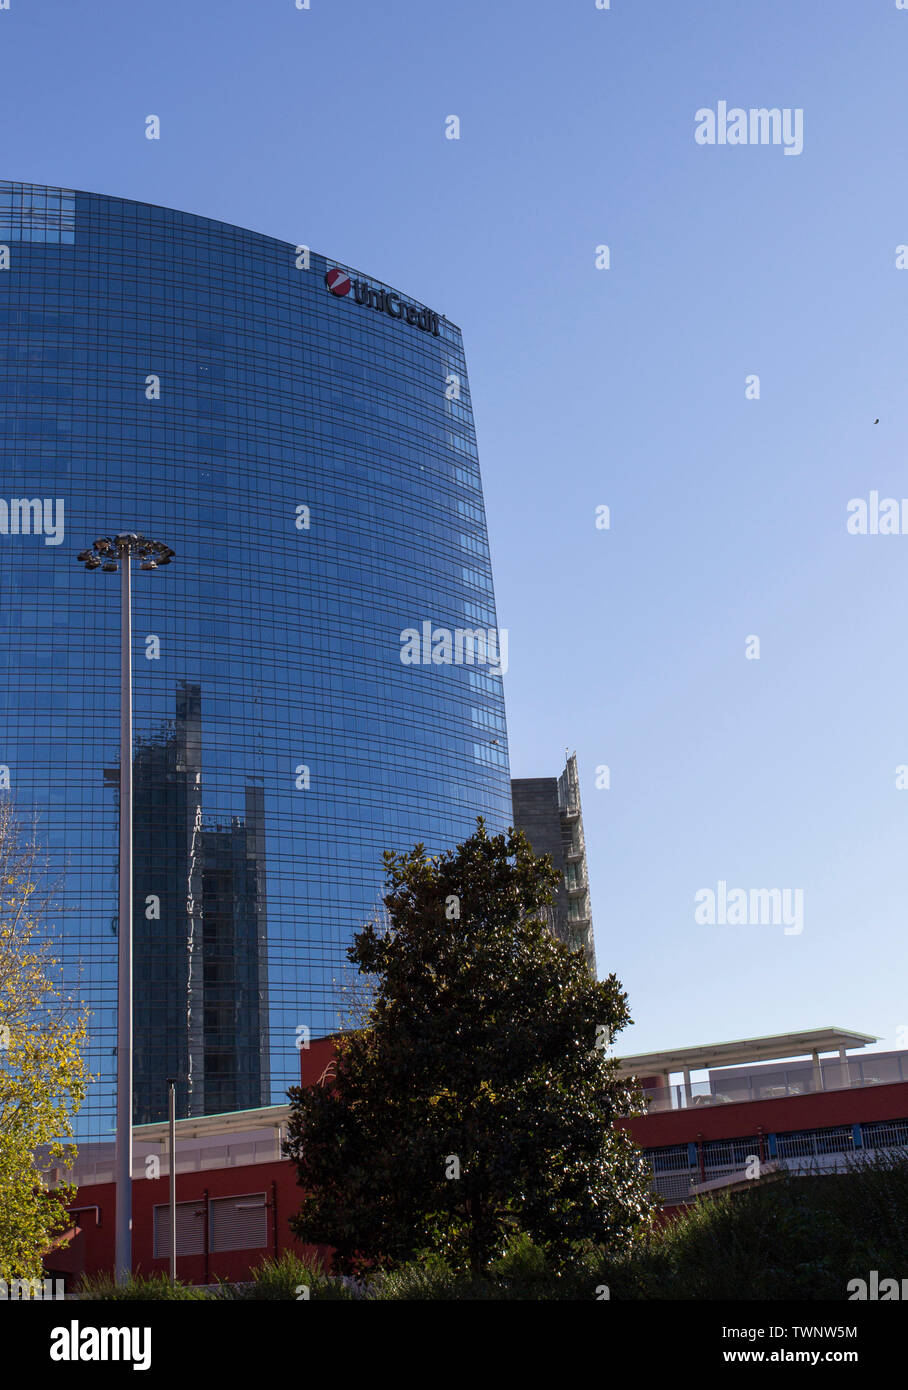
[168,1078,177,1281]
[115,546,133,1284]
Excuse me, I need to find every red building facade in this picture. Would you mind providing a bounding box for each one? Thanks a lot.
[616,1028,908,1205]
[46,1028,908,1284]
[44,1036,341,1290]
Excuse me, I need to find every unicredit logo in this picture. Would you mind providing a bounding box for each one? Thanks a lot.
[325,268,351,296]
[324,268,441,336]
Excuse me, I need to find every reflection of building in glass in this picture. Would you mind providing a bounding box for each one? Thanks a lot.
[0,180,512,1135]
[106,682,269,1124]
[511,753,596,974]
[199,783,269,1119]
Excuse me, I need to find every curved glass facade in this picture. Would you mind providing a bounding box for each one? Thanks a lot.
[0,181,511,1137]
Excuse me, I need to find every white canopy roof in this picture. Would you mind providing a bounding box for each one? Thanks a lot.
[615,1027,878,1077]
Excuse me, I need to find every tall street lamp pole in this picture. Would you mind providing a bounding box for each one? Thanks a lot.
[77,532,176,1284]
[167,1077,177,1281]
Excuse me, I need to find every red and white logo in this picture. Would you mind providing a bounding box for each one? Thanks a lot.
[325,268,351,296]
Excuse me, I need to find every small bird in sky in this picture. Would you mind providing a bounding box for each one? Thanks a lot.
[874,418,879,424]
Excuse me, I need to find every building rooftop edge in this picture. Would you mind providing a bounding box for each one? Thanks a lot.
[0,177,457,328]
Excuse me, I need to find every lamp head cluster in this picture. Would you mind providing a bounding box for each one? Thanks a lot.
[76,533,175,572]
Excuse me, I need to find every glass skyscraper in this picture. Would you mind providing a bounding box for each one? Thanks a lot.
[0,181,511,1137]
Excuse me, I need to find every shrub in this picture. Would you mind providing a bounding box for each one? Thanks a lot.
[592,1152,908,1300]
[217,1250,355,1300]
[76,1272,211,1300]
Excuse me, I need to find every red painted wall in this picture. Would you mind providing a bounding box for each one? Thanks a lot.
[45,1034,347,1287]
[298,1033,343,1088]
[617,1079,908,1147]
[45,1157,323,1288]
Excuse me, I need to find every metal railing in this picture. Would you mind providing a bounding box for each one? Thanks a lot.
[54,1133,284,1187]
[639,1055,908,1114]
[649,1136,908,1206]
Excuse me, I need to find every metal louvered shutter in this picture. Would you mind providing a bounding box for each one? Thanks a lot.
[153,1200,205,1258]
[209,1193,268,1252]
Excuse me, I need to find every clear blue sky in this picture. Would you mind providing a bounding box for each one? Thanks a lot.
[2,0,906,1062]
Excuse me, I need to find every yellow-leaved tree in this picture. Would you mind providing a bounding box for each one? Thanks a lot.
[0,801,91,1281]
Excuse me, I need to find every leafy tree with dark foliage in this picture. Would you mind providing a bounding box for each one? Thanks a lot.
[285,820,657,1276]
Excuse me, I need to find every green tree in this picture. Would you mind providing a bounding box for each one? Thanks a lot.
[286,820,657,1276]
[0,803,91,1281]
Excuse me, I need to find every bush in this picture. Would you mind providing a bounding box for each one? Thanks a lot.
[371,1237,585,1300]
[592,1151,908,1300]
[488,1231,549,1282]
[216,1250,355,1300]
[76,1272,212,1300]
